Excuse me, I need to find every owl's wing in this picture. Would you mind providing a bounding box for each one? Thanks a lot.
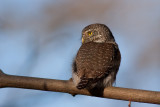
[75,42,121,89]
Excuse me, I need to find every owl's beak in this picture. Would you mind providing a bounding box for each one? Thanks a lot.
[82,37,84,43]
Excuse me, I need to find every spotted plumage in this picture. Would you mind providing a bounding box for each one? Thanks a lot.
[72,23,121,96]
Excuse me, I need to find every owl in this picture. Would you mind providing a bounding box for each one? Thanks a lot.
[72,23,121,97]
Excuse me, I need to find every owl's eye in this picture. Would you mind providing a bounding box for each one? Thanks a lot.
[87,31,92,36]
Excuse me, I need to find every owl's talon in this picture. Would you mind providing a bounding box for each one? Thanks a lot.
[71,93,77,97]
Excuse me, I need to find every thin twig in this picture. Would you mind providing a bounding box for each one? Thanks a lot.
[128,101,131,107]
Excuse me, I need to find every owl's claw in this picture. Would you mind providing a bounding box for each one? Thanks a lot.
[71,93,77,97]
[68,78,77,96]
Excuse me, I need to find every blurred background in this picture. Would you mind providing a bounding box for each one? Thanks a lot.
[0,0,160,107]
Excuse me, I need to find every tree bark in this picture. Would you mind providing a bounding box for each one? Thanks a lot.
[0,69,159,104]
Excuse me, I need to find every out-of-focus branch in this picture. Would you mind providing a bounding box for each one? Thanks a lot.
[0,69,159,104]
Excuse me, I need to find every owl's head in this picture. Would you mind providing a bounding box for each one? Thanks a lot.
[82,23,115,44]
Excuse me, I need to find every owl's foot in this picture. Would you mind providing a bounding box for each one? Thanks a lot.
[71,93,77,97]
[68,78,77,96]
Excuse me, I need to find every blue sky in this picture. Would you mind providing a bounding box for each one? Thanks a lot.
[0,0,160,107]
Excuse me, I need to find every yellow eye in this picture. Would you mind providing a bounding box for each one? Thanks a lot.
[88,31,92,36]
[82,37,84,43]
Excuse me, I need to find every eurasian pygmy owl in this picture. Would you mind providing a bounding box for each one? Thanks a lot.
[72,23,121,96]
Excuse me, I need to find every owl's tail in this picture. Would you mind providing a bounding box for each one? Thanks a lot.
[87,86,104,97]
[77,76,104,97]
[76,76,89,89]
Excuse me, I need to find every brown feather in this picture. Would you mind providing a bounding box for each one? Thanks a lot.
[75,42,120,89]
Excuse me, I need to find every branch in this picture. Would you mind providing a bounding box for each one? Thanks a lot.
[0,69,159,104]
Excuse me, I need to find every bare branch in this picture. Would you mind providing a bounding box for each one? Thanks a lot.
[0,69,159,104]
